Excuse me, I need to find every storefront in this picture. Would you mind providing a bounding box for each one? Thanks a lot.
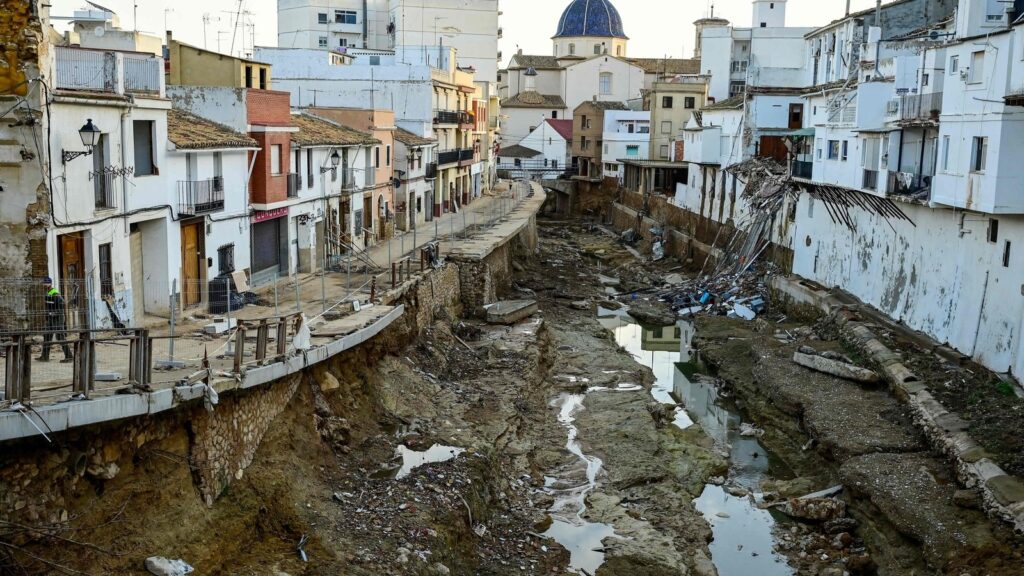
[251,207,289,284]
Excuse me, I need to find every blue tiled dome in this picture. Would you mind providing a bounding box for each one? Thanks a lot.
[553,0,627,39]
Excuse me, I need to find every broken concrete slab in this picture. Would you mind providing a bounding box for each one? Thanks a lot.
[485,300,539,325]
[792,351,881,385]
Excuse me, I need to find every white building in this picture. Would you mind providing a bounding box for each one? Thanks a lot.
[393,128,437,231]
[277,0,501,82]
[696,0,813,102]
[602,110,649,181]
[496,118,573,179]
[45,45,171,328]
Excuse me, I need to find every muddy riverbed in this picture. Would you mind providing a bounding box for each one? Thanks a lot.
[14,219,1024,575]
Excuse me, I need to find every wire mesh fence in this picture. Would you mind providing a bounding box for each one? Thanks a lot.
[1,180,536,407]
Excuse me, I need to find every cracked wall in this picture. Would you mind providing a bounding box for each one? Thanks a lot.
[792,196,1024,381]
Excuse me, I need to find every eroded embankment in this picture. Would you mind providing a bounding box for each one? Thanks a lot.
[695,316,1024,576]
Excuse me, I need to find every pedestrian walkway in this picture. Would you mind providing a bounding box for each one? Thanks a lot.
[2,181,539,410]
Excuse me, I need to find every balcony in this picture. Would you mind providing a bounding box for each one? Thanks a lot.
[731,60,748,74]
[891,92,944,124]
[434,110,472,126]
[437,149,461,166]
[178,178,225,216]
[93,171,118,210]
[863,169,879,191]
[791,160,813,180]
[287,173,300,198]
[339,168,357,190]
[1006,86,1024,107]
[55,46,163,96]
[887,171,932,198]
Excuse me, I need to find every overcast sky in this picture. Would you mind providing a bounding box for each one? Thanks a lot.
[51,0,881,59]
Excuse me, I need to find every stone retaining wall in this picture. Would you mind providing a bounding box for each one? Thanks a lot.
[837,311,1024,533]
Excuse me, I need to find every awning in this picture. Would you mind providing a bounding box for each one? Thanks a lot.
[778,127,816,137]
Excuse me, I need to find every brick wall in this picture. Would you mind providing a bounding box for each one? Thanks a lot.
[250,132,290,205]
[245,90,292,126]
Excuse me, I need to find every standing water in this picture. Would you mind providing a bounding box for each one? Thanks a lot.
[543,394,617,574]
[598,307,793,576]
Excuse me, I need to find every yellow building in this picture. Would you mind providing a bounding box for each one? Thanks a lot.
[165,32,272,90]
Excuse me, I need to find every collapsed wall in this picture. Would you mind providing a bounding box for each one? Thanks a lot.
[0,210,537,538]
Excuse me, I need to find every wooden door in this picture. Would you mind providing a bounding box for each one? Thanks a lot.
[57,234,85,329]
[181,222,204,308]
[788,104,804,129]
[129,230,145,323]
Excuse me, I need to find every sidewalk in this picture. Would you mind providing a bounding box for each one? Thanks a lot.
[5,181,537,408]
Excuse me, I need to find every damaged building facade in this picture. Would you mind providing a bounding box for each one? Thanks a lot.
[622,0,1024,381]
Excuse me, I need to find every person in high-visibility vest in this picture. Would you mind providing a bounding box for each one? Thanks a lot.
[39,277,73,362]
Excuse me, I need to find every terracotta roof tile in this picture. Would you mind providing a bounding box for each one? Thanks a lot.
[393,127,436,147]
[167,108,257,150]
[545,119,573,141]
[626,58,701,76]
[293,113,379,147]
[500,91,567,109]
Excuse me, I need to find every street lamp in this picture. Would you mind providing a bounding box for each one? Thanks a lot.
[320,149,342,174]
[62,119,100,164]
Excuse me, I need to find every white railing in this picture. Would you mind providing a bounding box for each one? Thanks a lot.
[55,46,163,96]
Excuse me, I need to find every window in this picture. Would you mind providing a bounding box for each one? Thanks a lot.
[942,136,951,171]
[552,111,558,118]
[685,96,696,109]
[133,120,156,176]
[259,68,267,90]
[339,38,349,47]
[369,55,381,65]
[569,43,576,55]
[599,72,612,95]
[660,145,669,158]
[788,103,804,129]
[318,13,328,24]
[335,10,357,24]
[514,158,522,167]
[374,146,380,168]
[922,73,930,86]
[988,218,999,243]
[661,121,673,134]
[662,96,674,109]
[841,140,849,161]
[218,244,235,275]
[729,81,745,97]
[827,140,840,160]
[386,145,391,166]
[603,143,608,153]
[594,44,602,55]
[307,150,314,187]
[616,46,622,56]
[1004,241,1012,268]
[98,243,113,297]
[270,144,282,175]
[971,136,988,172]
[949,55,959,75]
[969,50,985,84]
[318,36,328,48]
[626,145,639,156]
[245,65,253,88]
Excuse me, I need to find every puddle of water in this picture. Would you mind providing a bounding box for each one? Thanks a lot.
[394,445,465,480]
[597,307,693,429]
[543,393,618,575]
[694,486,792,576]
[599,308,794,576]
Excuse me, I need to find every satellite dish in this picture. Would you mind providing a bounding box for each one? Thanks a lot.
[929,30,939,40]
[392,177,402,188]
[94,26,106,37]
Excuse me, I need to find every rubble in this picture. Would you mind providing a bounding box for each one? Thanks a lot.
[792,350,881,385]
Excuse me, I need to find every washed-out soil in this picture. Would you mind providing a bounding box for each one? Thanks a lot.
[880,330,1024,477]
[5,219,728,576]
[695,314,1024,575]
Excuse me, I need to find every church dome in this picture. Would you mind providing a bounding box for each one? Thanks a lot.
[553,0,627,39]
